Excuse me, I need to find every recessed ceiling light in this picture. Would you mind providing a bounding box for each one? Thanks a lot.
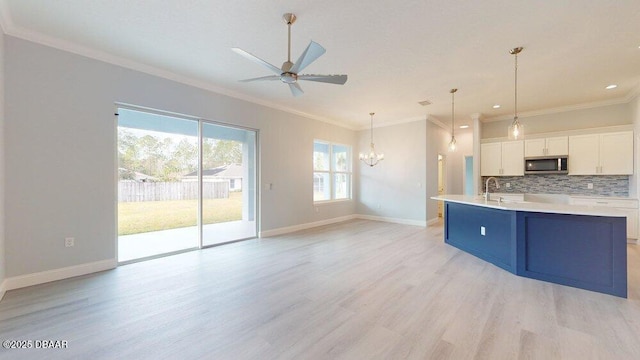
[459,125,469,129]
[492,104,501,109]
[605,84,618,90]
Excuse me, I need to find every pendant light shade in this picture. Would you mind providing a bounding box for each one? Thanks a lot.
[448,88,458,152]
[359,112,384,167]
[508,47,524,140]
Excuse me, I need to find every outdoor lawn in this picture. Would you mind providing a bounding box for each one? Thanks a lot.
[118,192,242,235]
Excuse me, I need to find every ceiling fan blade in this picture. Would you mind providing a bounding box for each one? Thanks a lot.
[232,48,282,75]
[239,75,281,82]
[289,41,326,74]
[288,82,304,97]
[298,74,348,85]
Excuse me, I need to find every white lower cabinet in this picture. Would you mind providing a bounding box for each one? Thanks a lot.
[570,197,638,239]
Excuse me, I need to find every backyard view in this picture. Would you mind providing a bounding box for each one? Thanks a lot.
[117,194,242,236]
[118,127,243,236]
[117,108,256,262]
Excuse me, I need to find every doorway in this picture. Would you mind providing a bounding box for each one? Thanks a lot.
[116,107,257,263]
[438,154,446,218]
[463,155,474,196]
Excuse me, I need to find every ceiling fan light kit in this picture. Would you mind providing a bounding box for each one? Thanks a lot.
[232,13,348,97]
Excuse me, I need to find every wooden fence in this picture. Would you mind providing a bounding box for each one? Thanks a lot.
[118,181,229,202]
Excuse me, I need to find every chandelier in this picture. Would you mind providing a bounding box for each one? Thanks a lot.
[359,112,384,167]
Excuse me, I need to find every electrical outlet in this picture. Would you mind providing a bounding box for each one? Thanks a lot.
[480,226,486,236]
[587,183,593,189]
[65,237,75,247]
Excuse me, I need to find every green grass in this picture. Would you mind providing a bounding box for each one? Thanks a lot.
[118,192,243,235]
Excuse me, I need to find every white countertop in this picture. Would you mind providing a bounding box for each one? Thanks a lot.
[431,195,627,217]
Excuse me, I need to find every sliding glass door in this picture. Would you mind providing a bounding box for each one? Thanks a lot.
[201,123,257,246]
[117,107,257,262]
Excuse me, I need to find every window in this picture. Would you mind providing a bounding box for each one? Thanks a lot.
[313,140,352,202]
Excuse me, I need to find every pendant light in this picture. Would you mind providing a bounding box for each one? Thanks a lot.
[508,47,524,140]
[359,112,384,167]
[448,88,458,152]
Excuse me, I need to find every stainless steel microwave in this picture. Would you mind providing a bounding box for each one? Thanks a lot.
[524,156,568,174]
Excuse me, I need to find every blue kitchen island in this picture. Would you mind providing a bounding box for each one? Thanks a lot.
[432,195,627,298]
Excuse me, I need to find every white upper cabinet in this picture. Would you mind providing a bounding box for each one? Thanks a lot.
[569,134,599,175]
[481,142,502,176]
[599,132,634,174]
[524,139,545,157]
[545,137,569,156]
[569,131,633,175]
[481,140,524,176]
[525,136,568,157]
[501,141,525,176]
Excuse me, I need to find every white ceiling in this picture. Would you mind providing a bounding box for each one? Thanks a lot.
[1,0,639,129]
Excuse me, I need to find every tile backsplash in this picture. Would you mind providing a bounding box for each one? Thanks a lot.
[480,175,629,197]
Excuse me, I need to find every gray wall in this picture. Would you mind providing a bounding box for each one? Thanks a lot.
[4,36,356,278]
[357,120,426,222]
[426,120,461,222]
[482,103,632,139]
[446,130,473,196]
[0,33,5,291]
[632,95,640,198]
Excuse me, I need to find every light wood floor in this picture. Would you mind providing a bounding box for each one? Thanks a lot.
[1,219,639,359]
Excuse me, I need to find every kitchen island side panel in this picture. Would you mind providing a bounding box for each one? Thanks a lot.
[516,212,627,298]
[444,202,517,272]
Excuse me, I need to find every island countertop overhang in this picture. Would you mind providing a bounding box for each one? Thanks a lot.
[431,194,627,217]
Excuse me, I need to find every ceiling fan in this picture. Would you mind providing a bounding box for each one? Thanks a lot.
[232,13,348,97]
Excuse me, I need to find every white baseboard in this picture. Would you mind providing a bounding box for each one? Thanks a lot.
[259,214,429,238]
[4,259,117,291]
[259,215,357,237]
[0,279,6,301]
[427,217,441,226]
[356,214,427,227]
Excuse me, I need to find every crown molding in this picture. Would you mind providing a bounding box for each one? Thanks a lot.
[470,113,483,121]
[0,6,357,131]
[625,82,640,102]
[356,115,430,131]
[481,96,632,123]
[427,115,450,132]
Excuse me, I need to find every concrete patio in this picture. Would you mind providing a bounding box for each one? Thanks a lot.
[118,220,256,262]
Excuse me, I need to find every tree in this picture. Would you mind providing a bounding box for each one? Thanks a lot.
[117,128,242,181]
[203,139,242,169]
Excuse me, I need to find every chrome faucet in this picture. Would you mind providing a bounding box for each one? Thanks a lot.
[484,177,500,201]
